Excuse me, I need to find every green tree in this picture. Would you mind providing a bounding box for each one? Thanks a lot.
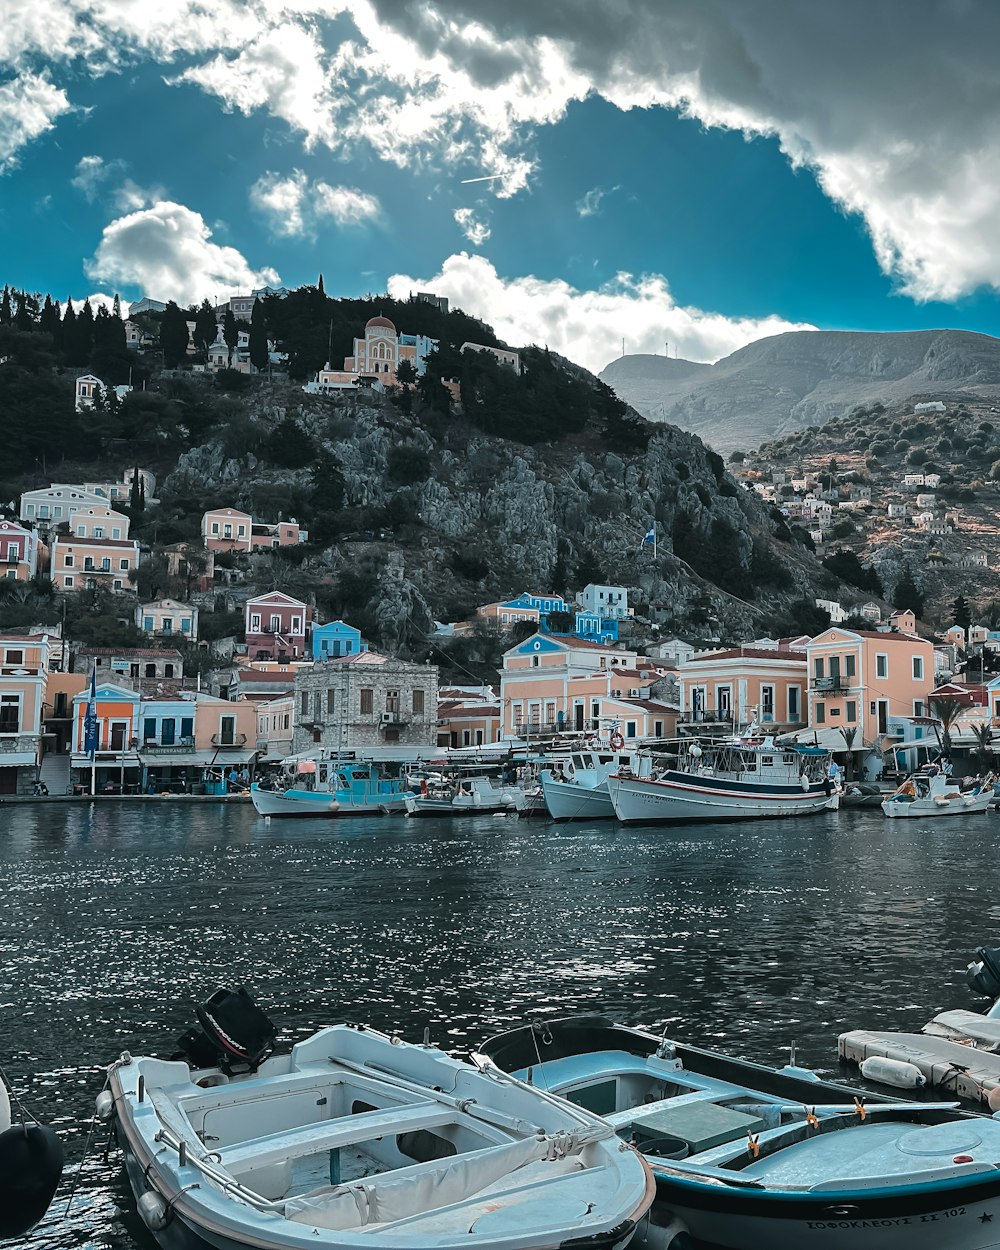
[952,594,972,630]
[223,308,238,366]
[0,286,11,325]
[248,299,268,371]
[545,609,575,634]
[160,301,191,368]
[929,694,964,758]
[128,468,145,514]
[265,417,315,468]
[893,562,924,618]
[194,299,217,354]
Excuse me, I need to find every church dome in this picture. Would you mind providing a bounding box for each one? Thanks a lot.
[366,315,396,332]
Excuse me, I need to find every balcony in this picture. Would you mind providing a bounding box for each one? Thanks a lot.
[211,732,248,747]
[141,736,196,754]
[811,676,850,692]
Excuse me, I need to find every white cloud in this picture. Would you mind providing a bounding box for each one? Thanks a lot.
[453,207,491,245]
[71,155,118,200]
[10,2,1000,299]
[388,252,814,372]
[576,185,619,218]
[0,73,71,172]
[313,182,380,226]
[250,169,380,237]
[85,201,279,305]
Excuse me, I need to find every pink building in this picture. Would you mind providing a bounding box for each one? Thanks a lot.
[245,592,312,662]
[499,634,675,743]
[202,508,252,553]
[677,646,807,731]
[251,519,307,549]
[806,626,934,743]
[0,520,40,581]
[51,534,140,593]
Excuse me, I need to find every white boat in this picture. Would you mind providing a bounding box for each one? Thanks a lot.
[251,760,412,818]
[104,994,655,1250]
[482,1015,1000,1250]
[0,1069,64,1238]
[404,774,525,817]
[608,737,834,824]
[882,767,994,818]
[540,750,639,821]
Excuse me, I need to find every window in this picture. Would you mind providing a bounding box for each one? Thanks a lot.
[846,701,857,722]
[113,579,123,590]
[386,690,400,713]
[788,686,801,722]
[164,664,174,678]
[219,716,235,745]
[300,691,309,715]
[626,722,637,738]
[813,657,824,680]
[326,689,336,715]
[162,619,173,633]
[6,649,23,665]
[109,721,127,751]
[63,553,74,567]
[0,694,20,734]
[914,700,925,717]
[101,558,111,571]
[181,717,193,740]
[815,702,826,724]
[876,653,888,679]
[360,688,373,715]
[912,656,924,680]
[181,619,190,633]
[112,528,121,540]
[313,691,322,721]
[94,527,104,539]
[84,558,94,571]
[143,718,156,741]
[145,664,156,678]
[211,522,219,534]
[845,654,856,678]
[143,616,153,630]
[250,614,261,632]
[63,576,74,587]
[161,719,176,746]
[761,685,775,718]
[531,655,540,667]
[412,689,425,715]
[120,559,129,571]
[237,525,246,537]
[76,526,86,537]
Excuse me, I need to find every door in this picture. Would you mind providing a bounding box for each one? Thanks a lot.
[219,716,236,746]
[110,721,127,751]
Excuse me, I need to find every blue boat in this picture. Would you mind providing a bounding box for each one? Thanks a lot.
[250,759,412,817]
[480,1016,1000,1250]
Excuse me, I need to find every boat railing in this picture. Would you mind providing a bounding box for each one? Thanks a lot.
[151,1124,285,1212]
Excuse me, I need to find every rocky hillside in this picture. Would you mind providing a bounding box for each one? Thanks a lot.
[601,329,1000,453]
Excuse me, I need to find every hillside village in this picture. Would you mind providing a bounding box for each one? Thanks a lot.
[3,283,1000,797]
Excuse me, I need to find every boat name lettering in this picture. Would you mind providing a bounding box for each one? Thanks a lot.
[806,1218,913,1229]
[919,1208,966,1222]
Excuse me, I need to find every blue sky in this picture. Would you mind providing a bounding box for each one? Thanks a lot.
[3,2,1000,372]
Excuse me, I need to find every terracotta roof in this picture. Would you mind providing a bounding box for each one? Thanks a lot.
[53,535,137,549]
[616,698,678,713]
[80,646,183,658]
[687,647,806,663]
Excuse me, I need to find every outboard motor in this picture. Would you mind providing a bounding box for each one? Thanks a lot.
[967,946,1000,999]
[175,986,276,1074]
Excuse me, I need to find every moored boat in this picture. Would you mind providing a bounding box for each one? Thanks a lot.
[251,759,412,817]
[403,774,525,817]
[481,1015,1000,1250]
[882,766,994,818]
[540,749,640,821]
[104,992,655,1250]
[608,737,834,824]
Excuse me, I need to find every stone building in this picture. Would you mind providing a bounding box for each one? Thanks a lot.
[292,653,439,755]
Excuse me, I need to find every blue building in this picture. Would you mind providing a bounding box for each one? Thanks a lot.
[312,619,368,662]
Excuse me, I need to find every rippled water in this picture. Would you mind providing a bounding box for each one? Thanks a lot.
[3,801,999,1248]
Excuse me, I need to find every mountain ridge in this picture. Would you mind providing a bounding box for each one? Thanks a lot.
[600,328,1000,452]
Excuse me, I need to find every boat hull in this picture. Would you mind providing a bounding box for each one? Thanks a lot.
[541,776,616,821]
[608,772,832,824]
[655,1174,1000,1250]
[403,796,519,817]
[249,784,340,817]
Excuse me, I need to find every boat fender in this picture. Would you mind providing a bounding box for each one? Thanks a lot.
[640,1212,694,1250]
[800,774,810,791]
[988,1086,1000,1114]
[860,1056,926,1089]
[137,1189,171,1232]
[0,1122,65,1240]
[95,1090,115,1121]
[610,732,625,751]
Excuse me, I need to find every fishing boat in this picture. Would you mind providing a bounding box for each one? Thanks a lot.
[403,773,525,817]
[607,737,835,824]
[881,766,994,818]
[839,781,883,808]
[0,1069,64,1239]
[480,1014,1000,1250]
[250,759,412,817]
[540,749,640,821]
[103,991,655,1250]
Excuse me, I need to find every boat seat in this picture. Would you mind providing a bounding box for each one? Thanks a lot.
[605,1089,730,1131]
[221,1102,457,1172]
[175,1069,345,1115]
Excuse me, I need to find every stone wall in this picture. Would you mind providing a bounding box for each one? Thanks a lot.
[292,659,439,754]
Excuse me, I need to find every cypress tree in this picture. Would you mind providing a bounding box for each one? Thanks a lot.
[223,307,238,366]
[0,286,11,325]
[248,299,268,371]
[160,300,190,368]
[317,273,325,295]
[194,299,216,353]
[62,298,77,365]
[893,562,924,618]
[39,294,59,339]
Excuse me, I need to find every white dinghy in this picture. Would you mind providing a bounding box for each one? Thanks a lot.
[103,992,654,1250]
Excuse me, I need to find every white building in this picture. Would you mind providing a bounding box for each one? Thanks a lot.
[20,485,107,536]
[575,584,632,620]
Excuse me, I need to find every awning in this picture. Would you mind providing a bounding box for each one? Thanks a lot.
[137,748,258,768]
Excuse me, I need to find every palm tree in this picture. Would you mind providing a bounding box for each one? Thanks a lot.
[929,694,965,759]
[971,722,994,774]
[838,726,858,781]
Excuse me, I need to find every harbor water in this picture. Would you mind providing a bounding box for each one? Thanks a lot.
[3,801,998,1248]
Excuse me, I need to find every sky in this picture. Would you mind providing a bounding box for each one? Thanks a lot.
[4,1,1000,374]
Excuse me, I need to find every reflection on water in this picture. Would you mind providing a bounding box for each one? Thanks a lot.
[2,801,997,1247]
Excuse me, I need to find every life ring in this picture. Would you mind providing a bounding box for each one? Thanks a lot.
[610,732,625,751]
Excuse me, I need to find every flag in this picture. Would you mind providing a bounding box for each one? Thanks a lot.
[84,669,98,759]
[641,525,656,546]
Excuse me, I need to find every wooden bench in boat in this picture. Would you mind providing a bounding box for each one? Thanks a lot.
[221,1101,459,1171]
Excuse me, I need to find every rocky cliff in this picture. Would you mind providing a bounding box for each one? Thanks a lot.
[601,329,1000,453]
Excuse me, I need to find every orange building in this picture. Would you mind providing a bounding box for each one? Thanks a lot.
[677,646,807,732]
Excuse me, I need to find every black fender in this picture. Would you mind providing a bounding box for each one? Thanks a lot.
[0,1122,65,1239]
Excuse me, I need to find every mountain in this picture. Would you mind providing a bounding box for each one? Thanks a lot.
[600,329,1000,453]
